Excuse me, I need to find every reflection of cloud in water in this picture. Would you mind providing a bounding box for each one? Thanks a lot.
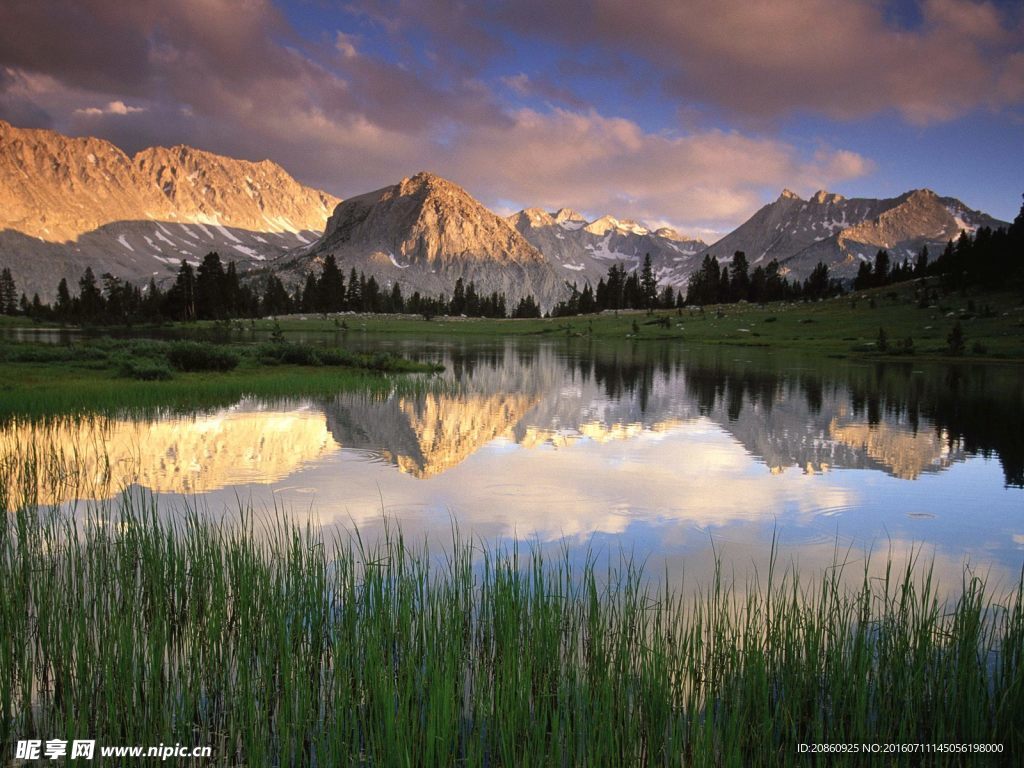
[288,418,857,542]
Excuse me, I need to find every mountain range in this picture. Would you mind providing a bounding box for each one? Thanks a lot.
[0,120,1009,307]
[0,120,337,299]
[691,187,1005,283]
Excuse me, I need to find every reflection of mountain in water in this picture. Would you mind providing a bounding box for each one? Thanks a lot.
[325,390,541,478]
[4,404,337,503]
[675,355,1019,483]
[11,342,1017,494]
[829,419,954,480]
[323,344,556,478]
[697,388,961,480]
[319,341,1003,482]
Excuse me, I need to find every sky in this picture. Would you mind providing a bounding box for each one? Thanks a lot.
[0,0,1021,239]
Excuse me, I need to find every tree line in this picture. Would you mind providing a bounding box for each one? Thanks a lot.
[551,254,679,316]
[684,252,842,306]
[2,253,543,324]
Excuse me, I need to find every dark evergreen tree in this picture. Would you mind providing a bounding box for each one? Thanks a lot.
[914,246,929,278]
[223,260,242,316]
[872,250,890,287]
[55,278,73,320]
[300,272,319,312]
[640,253,658,309]
[261,274,292,315]
[363,275,381,312]
[685,255,722,306]
[196,252,227,319]
[579,283,596,314]
[802,262,832,300]
[0,268,17,314]
[78,266,103,321]
[854,260,873,291]
[164,261,197,321]
[728,251,750,302]
[450,277,466,315]
[389,282,405,313]
[345,267,361,311]
[318,255,345,312]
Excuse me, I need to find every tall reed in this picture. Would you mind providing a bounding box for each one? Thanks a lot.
[1,459,1021,765]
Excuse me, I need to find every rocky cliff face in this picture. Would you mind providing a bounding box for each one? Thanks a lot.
[289,172,568,309]
[0,120,338,298]
[508,207,705,289]
[694,187,1007,283]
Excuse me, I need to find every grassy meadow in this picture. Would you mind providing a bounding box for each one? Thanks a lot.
[0,337,442,421]
[221,281,1024,361]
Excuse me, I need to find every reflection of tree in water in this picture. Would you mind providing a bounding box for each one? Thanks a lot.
[673,354,1022,487]
[324,338,1024,486]
[560,340,1020,485]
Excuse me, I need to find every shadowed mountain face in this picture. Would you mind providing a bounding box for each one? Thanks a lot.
[284,172,569,310]
[692,188,1008,283]
[0,120,338,299]
[508,207,706,289]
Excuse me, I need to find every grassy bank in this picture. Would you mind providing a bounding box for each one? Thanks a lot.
[235,282,1024,361]
[1,483,1021,764]
[0,338,441,421]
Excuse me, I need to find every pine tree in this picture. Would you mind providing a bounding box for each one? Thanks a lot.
[196,252,226,319]
[55,278,72,320]
[345,267,361,311]
[0,268,17,315]
[389,282,405,313]
[728,251,750,302]
[301,272,319,312]
[318,255,345,312]
[78,267,103,320]
[640,253,658,309]
[802,262,831,300]
[165,261,197,321]
[872,250,890,287]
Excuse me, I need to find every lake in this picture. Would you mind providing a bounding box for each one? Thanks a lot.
[5,334,1023,591]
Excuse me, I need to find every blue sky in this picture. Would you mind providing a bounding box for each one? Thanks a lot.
[1,0,1021,237]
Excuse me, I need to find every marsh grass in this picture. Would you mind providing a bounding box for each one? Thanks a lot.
[2,443,1022,766]
[0,338,445,424]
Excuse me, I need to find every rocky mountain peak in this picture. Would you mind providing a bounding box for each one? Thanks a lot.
[778,188,802,201]
[903,188,938,203]
[811,190,845,205]
[303,171,564,308]
[553,207,585,224]
[520,207,556,228]
[583,215,621,236]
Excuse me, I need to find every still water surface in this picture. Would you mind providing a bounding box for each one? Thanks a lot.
[7,335,1023,587]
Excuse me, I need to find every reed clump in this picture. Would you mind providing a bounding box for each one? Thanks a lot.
[1,475,1022,764]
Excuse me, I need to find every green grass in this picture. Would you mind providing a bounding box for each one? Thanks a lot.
[2,460,1022,764]
[0,338,443,421]
[229,282,1024,361]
